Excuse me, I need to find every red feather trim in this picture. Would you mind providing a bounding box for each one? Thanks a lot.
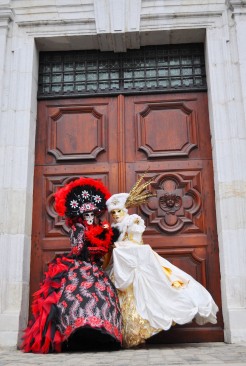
[84,224,113,252]
[66,216,84,228]
[21,258,69,353]
[54,177,111,217]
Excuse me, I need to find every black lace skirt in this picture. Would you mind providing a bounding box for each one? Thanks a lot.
[21,254,122,353]
[57,256,122,350]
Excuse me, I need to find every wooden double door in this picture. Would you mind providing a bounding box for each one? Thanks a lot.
[31,92,224,342]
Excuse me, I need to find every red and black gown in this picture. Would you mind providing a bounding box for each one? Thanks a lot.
[21,221,122,353]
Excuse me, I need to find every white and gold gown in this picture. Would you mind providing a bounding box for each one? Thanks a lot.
[108,213,218,348]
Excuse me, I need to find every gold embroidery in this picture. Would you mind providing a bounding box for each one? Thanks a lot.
[162,266,172,276]
[111,198,120,206]
[128,233,134,241]
[123,233,128,241]
[162,266,185,288]
[118,284,161,348]
[172,280,185,288]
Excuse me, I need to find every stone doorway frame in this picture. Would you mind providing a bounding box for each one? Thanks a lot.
[0,1,246,346]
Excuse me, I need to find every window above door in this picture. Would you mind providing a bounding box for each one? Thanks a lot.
[38,43,206,99]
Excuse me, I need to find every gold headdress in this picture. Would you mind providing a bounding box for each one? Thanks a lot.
[106,171,156,212]
[125,171,156,209]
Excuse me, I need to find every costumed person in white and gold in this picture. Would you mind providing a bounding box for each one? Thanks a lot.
[106,175,218,348]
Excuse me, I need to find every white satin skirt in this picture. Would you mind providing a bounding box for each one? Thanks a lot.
[112,242,218,331]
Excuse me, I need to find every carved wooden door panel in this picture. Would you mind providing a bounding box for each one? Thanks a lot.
[31,97,119,299]
[31,93,223,343]
[124,93,223,342]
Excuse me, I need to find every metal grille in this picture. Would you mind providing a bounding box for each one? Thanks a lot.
[38,44,206,99]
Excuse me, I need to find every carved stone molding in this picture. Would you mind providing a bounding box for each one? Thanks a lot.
[0,5,14,29]
[11,0,227,53]
[94,0,141,51]
[229,0,246,9]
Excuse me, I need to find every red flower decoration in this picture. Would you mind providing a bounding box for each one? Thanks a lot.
[75,317,86,328]
[107,286,114,297]
[81,265,91,271]
[76,294,83,302]
[80,281,93,289]
[68,272,77,280]
[64,325,73,336]
[92,293,99,302]
[65,284,77,292]
[103,320,113,333]
[88,316,102,327]
[95,282,106,291]
[71,247,80,255]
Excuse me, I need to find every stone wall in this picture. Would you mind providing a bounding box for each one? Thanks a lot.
[0,0,245,346]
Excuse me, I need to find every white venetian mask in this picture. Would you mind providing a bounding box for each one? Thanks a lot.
[111,209,126,223]
[83,212,95,225]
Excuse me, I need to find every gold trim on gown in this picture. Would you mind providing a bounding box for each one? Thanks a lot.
[118,284,161,348]
[108,213,218,348]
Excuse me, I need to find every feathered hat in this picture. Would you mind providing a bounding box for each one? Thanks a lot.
[106,193,129,213]
[54,177,111,218]
[106,172,155,213]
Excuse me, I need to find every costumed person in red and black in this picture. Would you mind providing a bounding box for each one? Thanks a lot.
[21,177,122,353]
